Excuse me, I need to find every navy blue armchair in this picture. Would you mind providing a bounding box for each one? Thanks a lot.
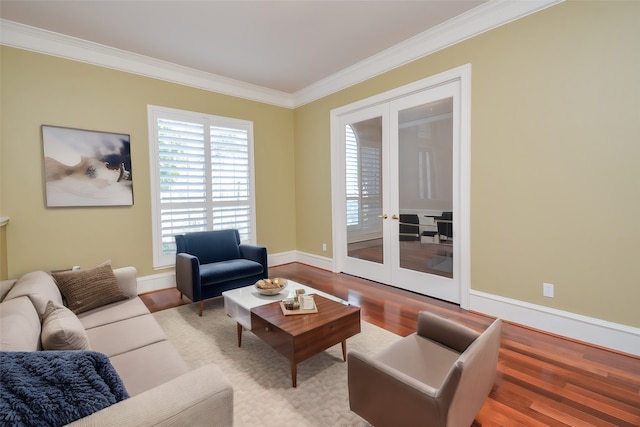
[175,229,268,316]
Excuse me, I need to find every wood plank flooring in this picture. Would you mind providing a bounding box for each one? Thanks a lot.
[348,239,454,278]
[140,262,640,426]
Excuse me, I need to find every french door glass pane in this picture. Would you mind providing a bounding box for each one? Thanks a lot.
[398,98,454,278]
[345,117,383,264]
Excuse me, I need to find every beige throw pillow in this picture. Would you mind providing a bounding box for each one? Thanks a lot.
[41,300,91,350]
[52,263,127,314]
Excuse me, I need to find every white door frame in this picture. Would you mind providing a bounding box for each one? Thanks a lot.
[330,64,471,309]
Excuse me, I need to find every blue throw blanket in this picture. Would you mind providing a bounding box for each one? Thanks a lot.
[0,351,129,426]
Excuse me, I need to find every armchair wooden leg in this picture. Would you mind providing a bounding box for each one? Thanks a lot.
[199,300,204,317]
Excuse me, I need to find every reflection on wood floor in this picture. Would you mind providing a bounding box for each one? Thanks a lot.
[347,238,453,278]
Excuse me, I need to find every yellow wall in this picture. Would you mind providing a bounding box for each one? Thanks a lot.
[0,226,6,280]
[294,1,640,328]
[0,47,296,278]
[1,1,639,328]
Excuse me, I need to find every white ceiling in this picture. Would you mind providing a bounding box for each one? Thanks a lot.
[0,0,488,93]
[0,0,560,106]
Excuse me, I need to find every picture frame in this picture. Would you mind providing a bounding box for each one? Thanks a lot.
[42,125,133,207]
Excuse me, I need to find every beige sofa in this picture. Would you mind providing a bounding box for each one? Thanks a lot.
[0,266,233,426]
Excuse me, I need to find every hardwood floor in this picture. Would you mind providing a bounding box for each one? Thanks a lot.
[348,238,454,278]
[140,262,640,426]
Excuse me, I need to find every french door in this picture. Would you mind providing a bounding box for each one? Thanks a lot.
[331,66,470,306]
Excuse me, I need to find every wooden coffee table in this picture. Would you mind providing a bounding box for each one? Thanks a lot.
[250,294,360,387]
[222,281,341,347]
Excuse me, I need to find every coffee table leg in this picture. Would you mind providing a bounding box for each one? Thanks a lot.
[237,323,243,347]
[341,340,347,361]
[291,363,297,388]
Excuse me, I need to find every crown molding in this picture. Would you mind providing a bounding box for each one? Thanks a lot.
[1,0,562,109]
[0,19,295,108]
[293,0,563,106]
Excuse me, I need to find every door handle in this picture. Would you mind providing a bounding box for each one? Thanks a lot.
[392,214,399,220]
[378,214,388,219]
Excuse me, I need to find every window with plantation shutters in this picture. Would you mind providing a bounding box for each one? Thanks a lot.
[148,105,256,268]
[360,146,382,234]
[345,124,382,240]
[345,125,359,227]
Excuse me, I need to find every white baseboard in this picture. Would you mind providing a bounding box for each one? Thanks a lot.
[268,250,298,267]
[470,290,640,356]
[291,251,334,271]
[137,271,176,294]
[136,250,333,294]
[135,252,639,356]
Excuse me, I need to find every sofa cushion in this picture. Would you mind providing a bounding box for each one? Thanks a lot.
[84,314,168,358]
[41,300,91,351]
[109,340,190,396]
[200,259,264,286]
[64,364,233,427]
[52,263,127,314]
[78,297,150,330]
[0,296,42,351]
[4,270,63,315]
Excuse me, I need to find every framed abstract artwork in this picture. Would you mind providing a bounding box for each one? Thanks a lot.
[42,125,133,207]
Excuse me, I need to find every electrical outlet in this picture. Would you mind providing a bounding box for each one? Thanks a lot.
[543,282,554,298]
[322,243,327,252]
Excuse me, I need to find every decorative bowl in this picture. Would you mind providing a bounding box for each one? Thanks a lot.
[255,278,288,295]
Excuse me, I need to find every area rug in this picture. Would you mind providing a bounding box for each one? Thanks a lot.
[153,297,400,427]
